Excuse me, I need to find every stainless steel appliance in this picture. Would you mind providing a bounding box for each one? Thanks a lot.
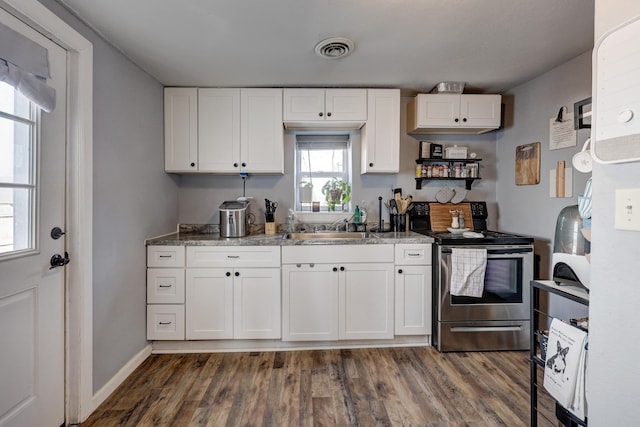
[219,200,249,237]
[552,204,591,290]
[410,201,534,352]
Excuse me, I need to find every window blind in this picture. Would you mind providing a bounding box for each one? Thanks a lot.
[0,22,56,112]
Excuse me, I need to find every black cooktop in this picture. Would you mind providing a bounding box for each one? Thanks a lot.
[418,229,534,246]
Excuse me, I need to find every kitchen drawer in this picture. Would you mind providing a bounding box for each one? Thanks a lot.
[147,268,185,304]
[394,244,432,265]
[147,245,185,268]
[282,244,393,264]
[147,304,185,340]
[187,246,280,268]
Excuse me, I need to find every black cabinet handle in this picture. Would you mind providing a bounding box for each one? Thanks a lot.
[369,162,374,167]
[235,272,240,277]
[327,112,332,117]
[398,269,403,274]
[340,266,345,271]
[190,162,195,167]
[319,112,323,117]
[333,267,338,272]
[462,118,467,122]
[454,118,459,123]
[233,163,238,167]
[241,162,246,167]
[226,272,231,277]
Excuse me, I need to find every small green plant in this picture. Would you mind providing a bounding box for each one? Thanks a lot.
[321,178,351,211]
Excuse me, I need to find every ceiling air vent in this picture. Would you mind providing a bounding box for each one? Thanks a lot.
[314,37,355,59]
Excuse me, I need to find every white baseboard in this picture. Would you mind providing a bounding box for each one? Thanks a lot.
[90,344,152,414]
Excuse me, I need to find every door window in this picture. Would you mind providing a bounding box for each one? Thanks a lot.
[0,81,37,256]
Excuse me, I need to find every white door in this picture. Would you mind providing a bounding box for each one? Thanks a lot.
[198,88,240,173]
[240,88,283,173]
[185,268,233,339]
[0,8,67,427]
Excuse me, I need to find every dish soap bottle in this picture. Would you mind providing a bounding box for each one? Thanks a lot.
[354,205,361,225]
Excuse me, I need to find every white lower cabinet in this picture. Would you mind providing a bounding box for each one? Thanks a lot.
[146,246,186,340]
[282,245,395,341]
[282,264,339,341]
[184,246,281,340]
[394,244,433,336]
[340,263,394,339]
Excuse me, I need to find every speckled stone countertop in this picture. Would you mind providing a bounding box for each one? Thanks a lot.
[145,224,433,246]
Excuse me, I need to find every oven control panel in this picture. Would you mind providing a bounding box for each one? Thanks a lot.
[469,202,488,218]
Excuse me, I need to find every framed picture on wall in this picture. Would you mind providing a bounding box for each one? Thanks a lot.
[574,97,592,129]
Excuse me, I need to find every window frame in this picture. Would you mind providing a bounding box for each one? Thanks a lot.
[0,82,39,260]
[294,133,352,213]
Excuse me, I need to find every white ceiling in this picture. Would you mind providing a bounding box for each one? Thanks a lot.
[57,0,595,94]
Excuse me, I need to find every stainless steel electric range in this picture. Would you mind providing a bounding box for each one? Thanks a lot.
[410,201,535,352]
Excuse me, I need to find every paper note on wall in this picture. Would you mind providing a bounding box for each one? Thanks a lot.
[550,115,577,150]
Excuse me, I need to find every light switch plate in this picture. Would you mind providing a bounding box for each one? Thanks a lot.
[615,188,640,231]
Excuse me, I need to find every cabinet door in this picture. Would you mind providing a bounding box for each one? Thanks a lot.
[325,89,367,121]
[282,264,339,341]
[416,94,460,128]
[164,87,198,172]
[185,268,233,339]
[395,265,432,335]
[241,88,284,173]
[339,263,394,340]
[283,88,325,121]
[233,268,281,339]
[459,94,501,128]
[361,89,399,173]
[198,88,241,172]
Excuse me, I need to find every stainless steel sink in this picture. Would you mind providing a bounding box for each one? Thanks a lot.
[283,231,375,240]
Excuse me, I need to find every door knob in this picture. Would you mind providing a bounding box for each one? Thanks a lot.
[50,227,65,239]
[50,252,70,269]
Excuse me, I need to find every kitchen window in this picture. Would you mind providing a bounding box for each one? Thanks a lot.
[0,81,37,257]
[294,134,352,212]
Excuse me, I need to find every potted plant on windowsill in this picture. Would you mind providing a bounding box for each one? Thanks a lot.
[321,178,351,211]
[299,181,313,204]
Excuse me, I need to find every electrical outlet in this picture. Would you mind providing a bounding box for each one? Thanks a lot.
[615,188,640,231]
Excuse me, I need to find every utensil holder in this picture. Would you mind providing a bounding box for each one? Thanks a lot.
[264,222,277,235]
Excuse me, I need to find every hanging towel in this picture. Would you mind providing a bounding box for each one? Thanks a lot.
[450,248,487,297]
[544,318,588,421]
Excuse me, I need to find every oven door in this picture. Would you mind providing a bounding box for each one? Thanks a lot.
[437,245,533,322]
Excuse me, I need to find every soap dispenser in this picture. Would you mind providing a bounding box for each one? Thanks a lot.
[353,205,361,225]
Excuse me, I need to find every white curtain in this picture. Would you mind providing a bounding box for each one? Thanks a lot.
[0,22,56,112]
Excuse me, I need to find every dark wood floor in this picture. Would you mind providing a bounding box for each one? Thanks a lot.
[80,347,554,426]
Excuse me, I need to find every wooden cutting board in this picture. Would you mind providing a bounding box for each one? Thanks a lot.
[515,142,540,185]
[429,203,474,232]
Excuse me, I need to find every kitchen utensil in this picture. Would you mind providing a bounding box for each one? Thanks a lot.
[435,186,455,203]
[515,142,541,185]
[572,138,593,173]
[389,199,398,214]
[450,188,467,204]
[219,200,250,237]
[428,202,474,232]
[447,227,470,234]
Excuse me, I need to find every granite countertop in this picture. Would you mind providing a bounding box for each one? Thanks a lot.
[146,227,433,247]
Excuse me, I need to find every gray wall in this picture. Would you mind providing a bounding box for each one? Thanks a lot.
[177,97,500,228]
[496,51,593,280]
[39,0,179,393]
[589,1,640,424]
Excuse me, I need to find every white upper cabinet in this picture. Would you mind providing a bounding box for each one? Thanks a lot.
[407,94,501,134]
[198,88,241,172]
[240,88,284,173]
[164,87,198,172]
[164,87,283,174]
[283,88,367,128]
[361,89,400,173]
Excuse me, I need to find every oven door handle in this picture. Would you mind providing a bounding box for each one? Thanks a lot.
[441,247,533,255]
[450,325,524,333]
